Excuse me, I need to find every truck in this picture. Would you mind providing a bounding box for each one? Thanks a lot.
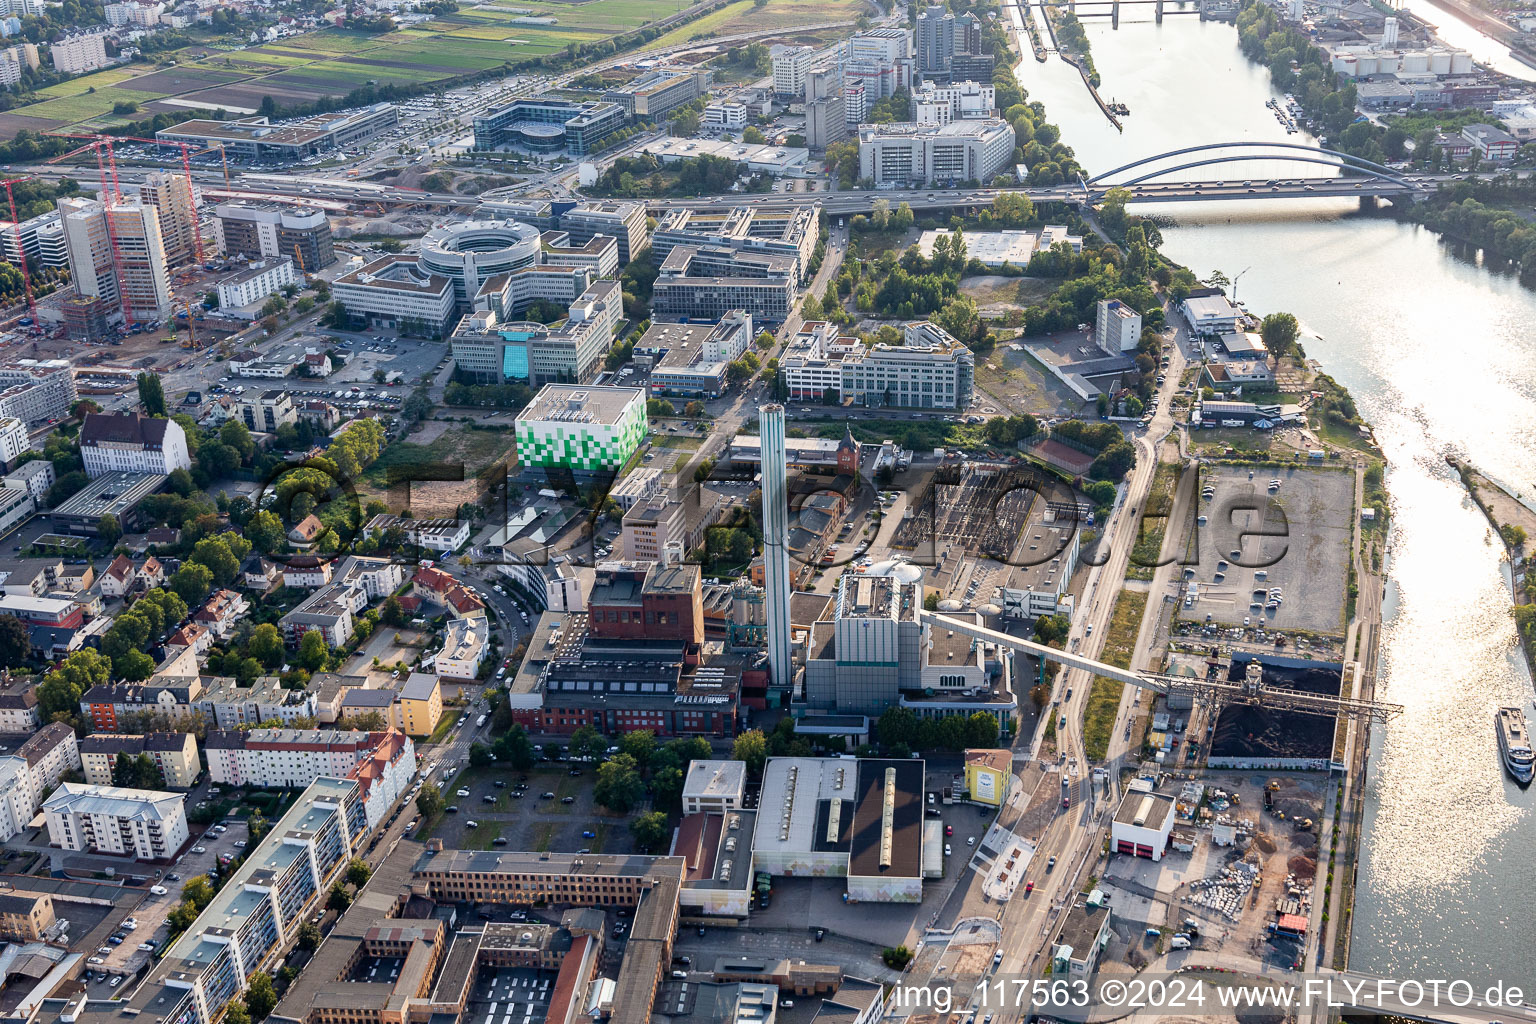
[476,714,487,728]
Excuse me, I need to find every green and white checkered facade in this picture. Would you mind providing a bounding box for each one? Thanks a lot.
[515,385,648,471]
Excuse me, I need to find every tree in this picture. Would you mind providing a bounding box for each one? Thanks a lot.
[0,616,30,667]
[619,729,655,768]
[380,596,407,627]
[731,729,768,774]
[684,401,706,417]
[468,742,493,767]
[416,782,444,818]
[650,765,685,810]
[882,945,914,970]
[246,510,285,554]
[569,725,607,763]
[170,562,214,606]
[298,629,330,671]
[295,921,322,951]
[137,372,166,416]
[183,876,216,911]
[594,754,645,812]
[248,623,285,670]
[923,591,940,612]
[245,972,277,1021]
[190,535,242,585]
[871,197,891,229]
[742,125,766,144]
[493,724,537,769]
[38,649,111,717]
[220,419,256,461]
[630,811,669,852]
[224,1001,251,1024]
[326,881,352,913]
[877,707,919,751]
[97,513,123,545]
[1259,311,1300,357]
[346,857,372,889]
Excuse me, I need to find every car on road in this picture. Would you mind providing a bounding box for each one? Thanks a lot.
[192,846,206,853]
[541,791,555,799]
[1062,796,1071,809]
[1024,881,1034,895]
[582,830,597,839]
[944,843,951,856]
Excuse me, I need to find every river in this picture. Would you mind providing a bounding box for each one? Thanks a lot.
[1009,8,1536,987]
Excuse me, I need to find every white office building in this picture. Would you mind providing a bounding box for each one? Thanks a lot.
[216,258,298,310]
[858,119,1015,186]
[0,417,30,465]
[43,782,189,860]
[332,255,457,338]
[79,412,192,478]
[1094,299,1142,354]
[912,80,995,126]
[704,101,748,130]
[771,44,816,98]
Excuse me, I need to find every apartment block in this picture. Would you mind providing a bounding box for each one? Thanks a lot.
[217,258,298,310]
[205,727,415,791]
[79,731,199,788]
[0,42,36,90]
[43,782,188,860]
[50,30,109,74]
[237,389,298,434]
[0,416,30,465]
[0,359,76,425]
[79,412,192,478]
[17,721,80,791]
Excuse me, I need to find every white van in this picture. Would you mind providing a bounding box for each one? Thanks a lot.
[150,886,168,895]
[1170,935,1192,950]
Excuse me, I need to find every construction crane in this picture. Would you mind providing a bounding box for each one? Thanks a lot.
[292,242,305,275]
[916,610,1404,727]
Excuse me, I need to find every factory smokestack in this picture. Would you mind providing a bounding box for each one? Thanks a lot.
[760,403,792,693]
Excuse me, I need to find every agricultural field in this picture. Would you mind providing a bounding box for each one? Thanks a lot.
[640,0,862,49]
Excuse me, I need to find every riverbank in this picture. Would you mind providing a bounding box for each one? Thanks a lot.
[1418,0,1536,61]
[1448,455,1536,674]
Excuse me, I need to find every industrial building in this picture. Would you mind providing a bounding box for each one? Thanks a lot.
[857,119,1016,187]
[472,96,626,154]
[683,760,747,814]
[1110,780,1177,862]
[50,470,167,536]
[749,757,926,902]
[156,103,400,161]
[1053,890,1113,975]
[633,136,810,177]
[514,383,648,472]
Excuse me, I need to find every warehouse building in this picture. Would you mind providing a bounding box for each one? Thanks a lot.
[514,384,648,472]
[1110,781,1176,862]
[750,757,926,902]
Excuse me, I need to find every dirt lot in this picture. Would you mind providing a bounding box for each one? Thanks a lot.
[1178,464,1354,635]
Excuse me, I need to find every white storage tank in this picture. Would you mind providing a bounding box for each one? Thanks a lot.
[1426,50,1451,75]
[1451,50,1474,74]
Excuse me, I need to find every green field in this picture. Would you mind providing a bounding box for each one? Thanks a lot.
[0,0,855,136]
[1082,588,1146,761]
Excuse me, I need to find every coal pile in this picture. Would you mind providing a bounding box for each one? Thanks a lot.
[1209,659,1341,761]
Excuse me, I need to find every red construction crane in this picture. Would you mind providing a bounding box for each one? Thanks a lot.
[1,177,37,318]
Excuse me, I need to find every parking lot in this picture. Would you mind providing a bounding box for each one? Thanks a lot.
[1179,464,1355,634]
[425,763,639,857]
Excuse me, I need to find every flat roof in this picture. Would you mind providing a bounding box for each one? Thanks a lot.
[682,760,746,803]
[1113,787,1176,829]
[52,471,166,519]
[752,757,857,856]
[847,759,924,880]
[517,383,644,426]
[1057,893,1110,958]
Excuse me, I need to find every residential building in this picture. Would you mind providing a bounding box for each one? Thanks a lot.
[857,119,1016,186]
[58,196,173,324]
[204,727,414,791]
[2,458,52,501]
[436,616,487,680]
[398,672,442,737]
[604,66,712,119]
[642,310,753,398]
[337,687,402,730]
[771,44,816,98]
[104,1,163,26]
[0,359,77,425]
[49,30,110,74]
[217,258,298,310]
[0,42,36,89]
[915,7,955,78]
[912,80,995,125]
[652,246,797,324]
[79,732,199,789]
[157,103,400,162]
[0,483,30,537]
[514,383,648,472]
[237,389,298,434]
[198,674,319,728]
[17,722,80,791]
[806,94,847,149]
[0,891,54,942]
[43,782,188,859]
[212,201,336,269]
[138,170,199,267]
[193,587,248,639]
[79,412,192,478]
[0,208,65,268]
[0,756,40,841]
[50,469,166,536]
[844,83,869,125]
[703,101,747,130]
[471,96,626,155]
[363,514,470,553]
[332,255,457,337]
[71,777,369,1024]
[278,555,406,646]
[79,677,205,732]
[681,759,745,814]
[0,676,39,734]
[1095,298,1142,354]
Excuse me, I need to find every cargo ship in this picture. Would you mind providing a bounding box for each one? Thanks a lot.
[1496,706,1534,784]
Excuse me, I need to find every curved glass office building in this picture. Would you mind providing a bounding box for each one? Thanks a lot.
[419,219,541,309]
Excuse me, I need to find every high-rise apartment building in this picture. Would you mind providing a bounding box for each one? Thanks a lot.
[58,196,172,324]
[915,8,955,78]
[0,42,36,89]
[49,30,109,74]
[138,170,198,267]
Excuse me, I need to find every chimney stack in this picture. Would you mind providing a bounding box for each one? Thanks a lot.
[760,404,792,692]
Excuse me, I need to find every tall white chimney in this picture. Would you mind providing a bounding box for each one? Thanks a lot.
[760,404,793,692]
